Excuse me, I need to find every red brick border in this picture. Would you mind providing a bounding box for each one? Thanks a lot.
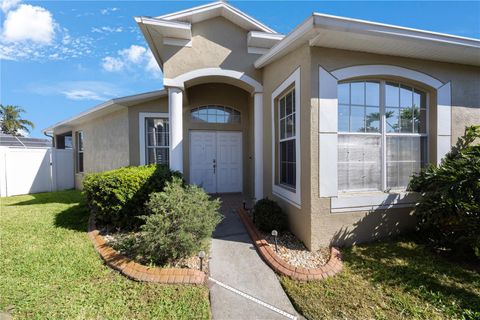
[237,208,343,281]
[88,216,205,284]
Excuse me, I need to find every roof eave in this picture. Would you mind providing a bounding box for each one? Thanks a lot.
[43,90,168,134]
[254,13,480,69]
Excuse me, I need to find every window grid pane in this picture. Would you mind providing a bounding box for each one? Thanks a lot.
[338,135,382,192]
[191,105,241,124]
[145,118,170,165]
[278,89,296,189]
[337,80,428,192]
[338,81,381,133]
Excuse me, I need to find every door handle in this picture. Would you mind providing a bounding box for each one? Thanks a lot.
[213,159,216,174]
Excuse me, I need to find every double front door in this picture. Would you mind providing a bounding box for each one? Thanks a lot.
[190,131,242,193]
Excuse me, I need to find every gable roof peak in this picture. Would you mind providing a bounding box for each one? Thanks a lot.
[157,1,277,34]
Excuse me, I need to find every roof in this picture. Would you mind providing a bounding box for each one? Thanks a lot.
[0,133,51,148]
[134,1,284,69]
[255,13,480,68]
[156,1,276,33]
[44,90,167,134]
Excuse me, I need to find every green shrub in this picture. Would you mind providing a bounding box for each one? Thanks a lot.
[410,125,480,259]
[138,177,222,265]
[83,165,181,229]
[253,198,288,232]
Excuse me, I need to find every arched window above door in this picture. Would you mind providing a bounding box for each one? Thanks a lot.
[190,105,241,124]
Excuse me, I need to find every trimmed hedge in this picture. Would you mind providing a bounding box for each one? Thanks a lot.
[253,198,288,232]
[83,165,181,229]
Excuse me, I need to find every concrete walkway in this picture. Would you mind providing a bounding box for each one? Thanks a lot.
[208,194,300,320]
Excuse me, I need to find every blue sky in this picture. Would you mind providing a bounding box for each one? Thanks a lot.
[1,0,479,138]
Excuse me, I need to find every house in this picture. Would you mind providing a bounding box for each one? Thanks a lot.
[44,1,480,249]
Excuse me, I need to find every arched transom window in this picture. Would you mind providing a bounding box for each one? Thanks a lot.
[337,80,428,192]
[191,105,241,124]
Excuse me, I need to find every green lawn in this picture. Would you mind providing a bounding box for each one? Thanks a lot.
[281,240,480,320]
[0,190,210,319]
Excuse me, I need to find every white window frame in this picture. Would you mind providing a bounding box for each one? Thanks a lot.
[75,131,84,173]
[139,112,169,166]
[271,68,301,208]
[278,89,297,190]
[318,65,452,212]
[338,80,429,193]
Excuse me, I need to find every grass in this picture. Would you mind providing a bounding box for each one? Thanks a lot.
[0,190,210,319]
[281,240,480,320]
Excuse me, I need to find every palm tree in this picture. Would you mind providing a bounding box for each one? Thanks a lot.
[0,105,35,136]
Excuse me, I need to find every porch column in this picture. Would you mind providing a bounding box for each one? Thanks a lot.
[168,87,183,173]
[254,92,263,200]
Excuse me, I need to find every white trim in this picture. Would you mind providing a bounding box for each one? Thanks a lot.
[248,47,269,55]
[271,68,301,208]
[164,67,263,93]
[158,1,276,34]
[318,67,339,197]
[163,37,192,47]
[437,82,452,163]
[139,112,169,166]
[255,13,480,68]
[254,93,264,200]
[318,65,451,209]
[44,90,167,133]
[248,31,284,42]
[135,16,191,31]
[331,65,443,89]
[255,16,315,68]
[168,88,184,173]
[331,191,419,213]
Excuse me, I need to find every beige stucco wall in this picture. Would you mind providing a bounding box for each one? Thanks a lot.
[183,83,254,197]
[128,97,169,166]
[261,45,479,250]
[71,108,130,189]
[262,44,314,248]
[307,47,480,249]
[160,17,262,83]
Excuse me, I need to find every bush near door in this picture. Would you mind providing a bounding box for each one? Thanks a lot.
[82,165,181,229]
[137,177,222,265]
[253,198,288,232]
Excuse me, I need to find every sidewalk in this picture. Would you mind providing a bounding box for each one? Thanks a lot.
[208,194,300,320]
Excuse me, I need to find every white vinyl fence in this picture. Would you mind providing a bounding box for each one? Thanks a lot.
[0,147,74,197]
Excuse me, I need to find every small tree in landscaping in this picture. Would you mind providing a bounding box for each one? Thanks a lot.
[409,125,480,259]
[138,177,222,265]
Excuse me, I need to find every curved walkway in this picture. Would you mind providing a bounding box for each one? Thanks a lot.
[208,195,301,320]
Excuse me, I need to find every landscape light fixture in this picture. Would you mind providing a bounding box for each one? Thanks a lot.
[271,230,278,253]
[198,251,206,271]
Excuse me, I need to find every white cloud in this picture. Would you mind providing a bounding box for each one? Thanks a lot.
[0,3,95,61]
[101,45,161,78]
[100,7,118,15]
[1,0,20,13]
[2,4,55,44]
[145,50,162,78]
[91,26,123,34]
[30,81,122,101]
[120,44,146,63]
[101,56,124,72]
[61,89,105,101]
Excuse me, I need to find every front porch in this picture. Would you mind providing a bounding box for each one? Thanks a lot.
[160,78,265,201]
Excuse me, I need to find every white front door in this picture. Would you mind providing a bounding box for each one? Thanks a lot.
[190,131,242,193]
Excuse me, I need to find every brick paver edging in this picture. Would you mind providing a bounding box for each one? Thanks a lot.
[87,215,205,284]
[237,208,343,281]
